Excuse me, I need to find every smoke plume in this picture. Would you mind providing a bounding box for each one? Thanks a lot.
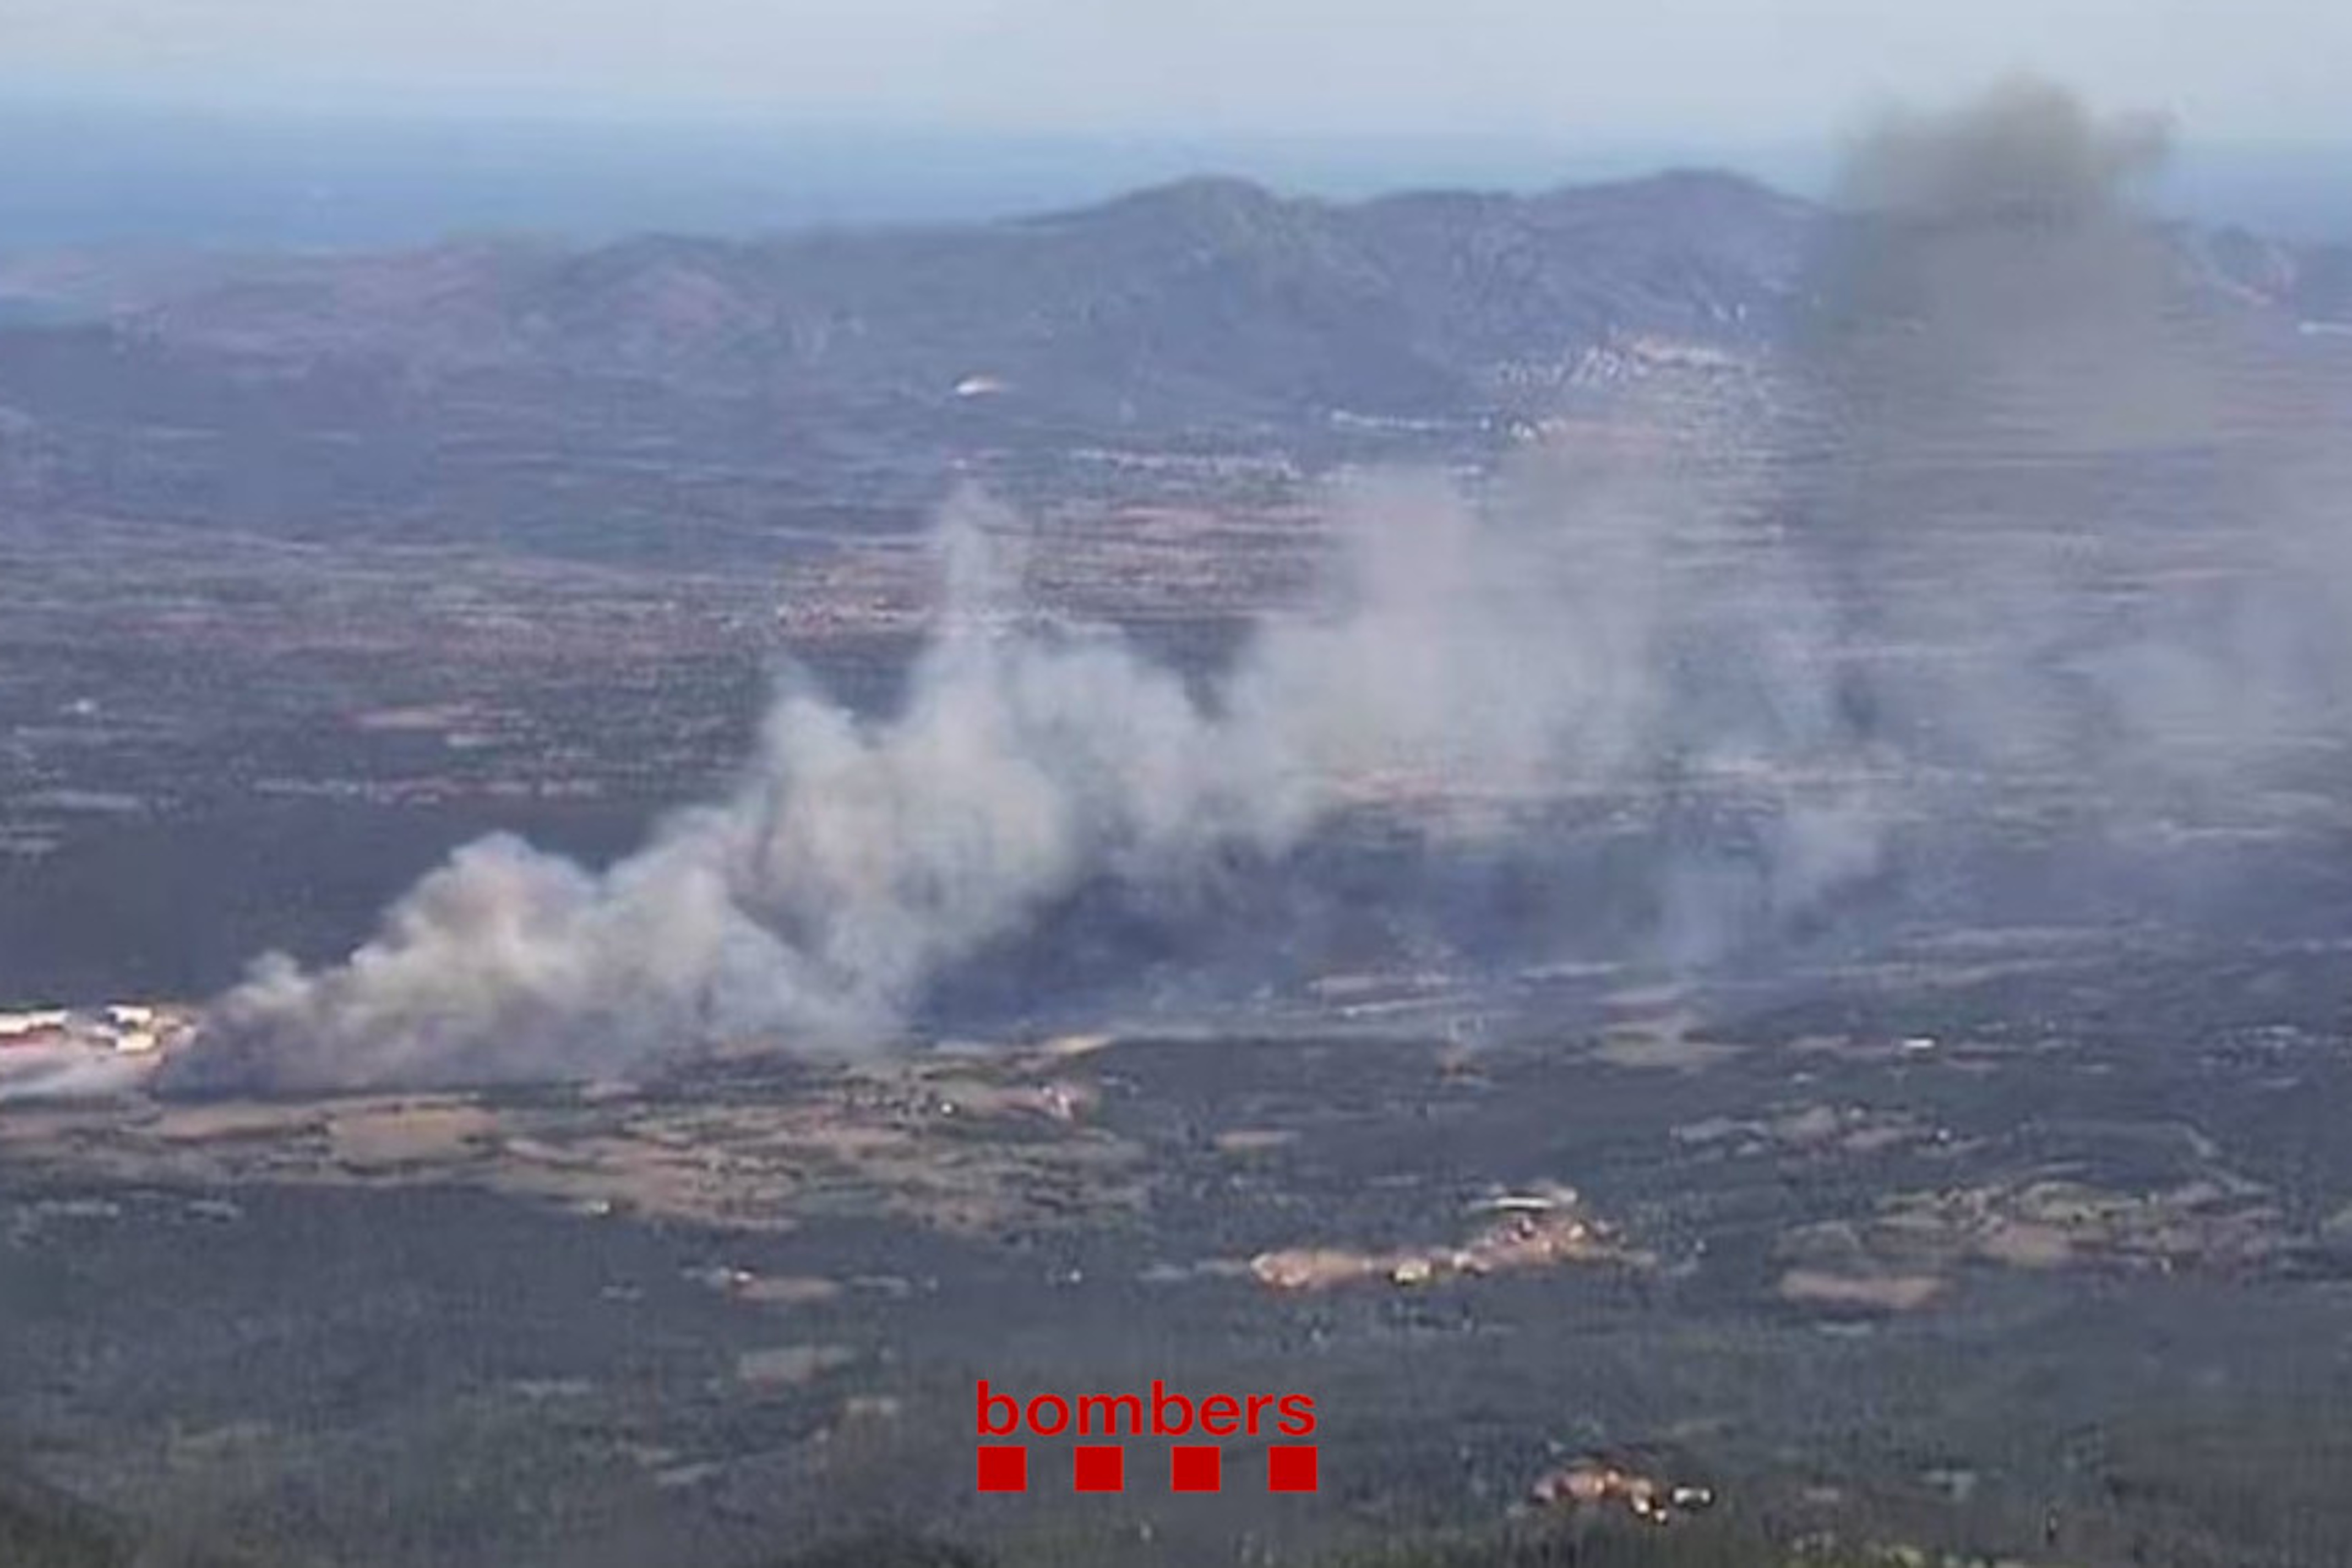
[177,470,1789,1092]
[1807,76,2349,804]
[157,78,2352,1096]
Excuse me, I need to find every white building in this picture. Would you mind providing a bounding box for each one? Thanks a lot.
[0,1009,70,1039]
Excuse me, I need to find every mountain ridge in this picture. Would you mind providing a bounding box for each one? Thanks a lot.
[100,168,1815,423]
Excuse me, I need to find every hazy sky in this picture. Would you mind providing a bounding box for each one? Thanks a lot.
[4,0,2344,143]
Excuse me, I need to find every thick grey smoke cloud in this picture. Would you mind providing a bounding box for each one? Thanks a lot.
[1821,77,2193,451]
[1809,75,2349,806]
[157,77,2350,1096]
[1840,79,2169,224]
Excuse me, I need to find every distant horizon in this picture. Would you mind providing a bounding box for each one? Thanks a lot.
[2,97,2348,253]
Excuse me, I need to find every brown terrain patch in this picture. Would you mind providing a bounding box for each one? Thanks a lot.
[1772,1153,2284,1315]
[0,1052,1145,1239]
[1250,1187,1648,1293]
[329,1103,497,1170]
[1212,1128,1298,1155]
[1591,1008,1743,1071]
[735,1344,858,1388]
[1776,1268,1947,1313]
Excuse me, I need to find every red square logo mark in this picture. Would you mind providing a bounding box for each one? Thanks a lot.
[977,1445,1028,1493]
[1170,1445,1223,1493]
[1072,1445,1126,1493]
[1267,1444,1319,1493]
